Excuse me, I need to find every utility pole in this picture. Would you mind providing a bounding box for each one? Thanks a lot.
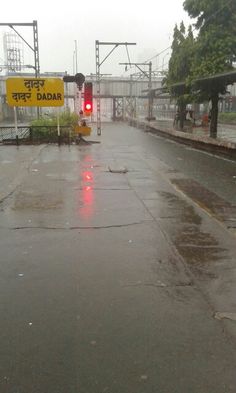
[120,62,155,121]
[95,41,136,135]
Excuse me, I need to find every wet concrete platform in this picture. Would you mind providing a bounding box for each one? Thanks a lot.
[0,123,236,392]
[129,117,236,159]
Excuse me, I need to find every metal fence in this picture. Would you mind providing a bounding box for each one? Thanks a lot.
[0,125,74,145]
[0,126,30,142]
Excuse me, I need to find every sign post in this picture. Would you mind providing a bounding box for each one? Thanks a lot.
[57,108,61,146]
[6,78,64,107]
[13,106,18,146]
[6,77,64,146]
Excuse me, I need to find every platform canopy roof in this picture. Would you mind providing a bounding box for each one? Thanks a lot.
[151,69,236,97]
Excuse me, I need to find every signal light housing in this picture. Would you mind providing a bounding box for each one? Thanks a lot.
[83,82,93,115]
[63,73,85,90]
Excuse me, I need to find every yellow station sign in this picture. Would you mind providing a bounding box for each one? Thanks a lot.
[6,77,64,107]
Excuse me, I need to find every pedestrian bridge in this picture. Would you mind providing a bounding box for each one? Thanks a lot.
[0,73,163,121]
[0,73,163,98]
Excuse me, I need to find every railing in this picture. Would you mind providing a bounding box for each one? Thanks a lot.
[0,125,74,145]
[0,126,30,142]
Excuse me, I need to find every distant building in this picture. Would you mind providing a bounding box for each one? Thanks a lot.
[3,32,24,74]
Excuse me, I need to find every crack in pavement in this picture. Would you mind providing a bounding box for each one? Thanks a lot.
[5,220,153,231]
[121,281,194,288]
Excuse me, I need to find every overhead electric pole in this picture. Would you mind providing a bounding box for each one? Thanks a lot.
[0,21,40,78]
[120,62,154,121]
[0,21,40,118]
[95,41,136,135]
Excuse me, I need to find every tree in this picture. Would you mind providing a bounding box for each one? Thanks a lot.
[165,22,195,130]
[183,0,236,137]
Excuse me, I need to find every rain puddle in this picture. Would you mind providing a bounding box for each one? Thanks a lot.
[157,190,228,276]
[171,178,236,231]
[12,191,63,210]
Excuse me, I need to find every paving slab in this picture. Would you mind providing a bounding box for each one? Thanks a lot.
[0,124,236,393]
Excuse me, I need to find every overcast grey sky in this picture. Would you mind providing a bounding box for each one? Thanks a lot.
[1,0,192,76]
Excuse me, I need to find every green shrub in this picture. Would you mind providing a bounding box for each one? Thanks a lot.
[30,110,79,138]
[58,111,78,126]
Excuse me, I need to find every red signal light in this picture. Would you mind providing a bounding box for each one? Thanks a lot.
[83,82,93,114]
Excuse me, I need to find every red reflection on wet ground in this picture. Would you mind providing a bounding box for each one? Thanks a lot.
[82,171,94,182]
[78,168,95,220]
